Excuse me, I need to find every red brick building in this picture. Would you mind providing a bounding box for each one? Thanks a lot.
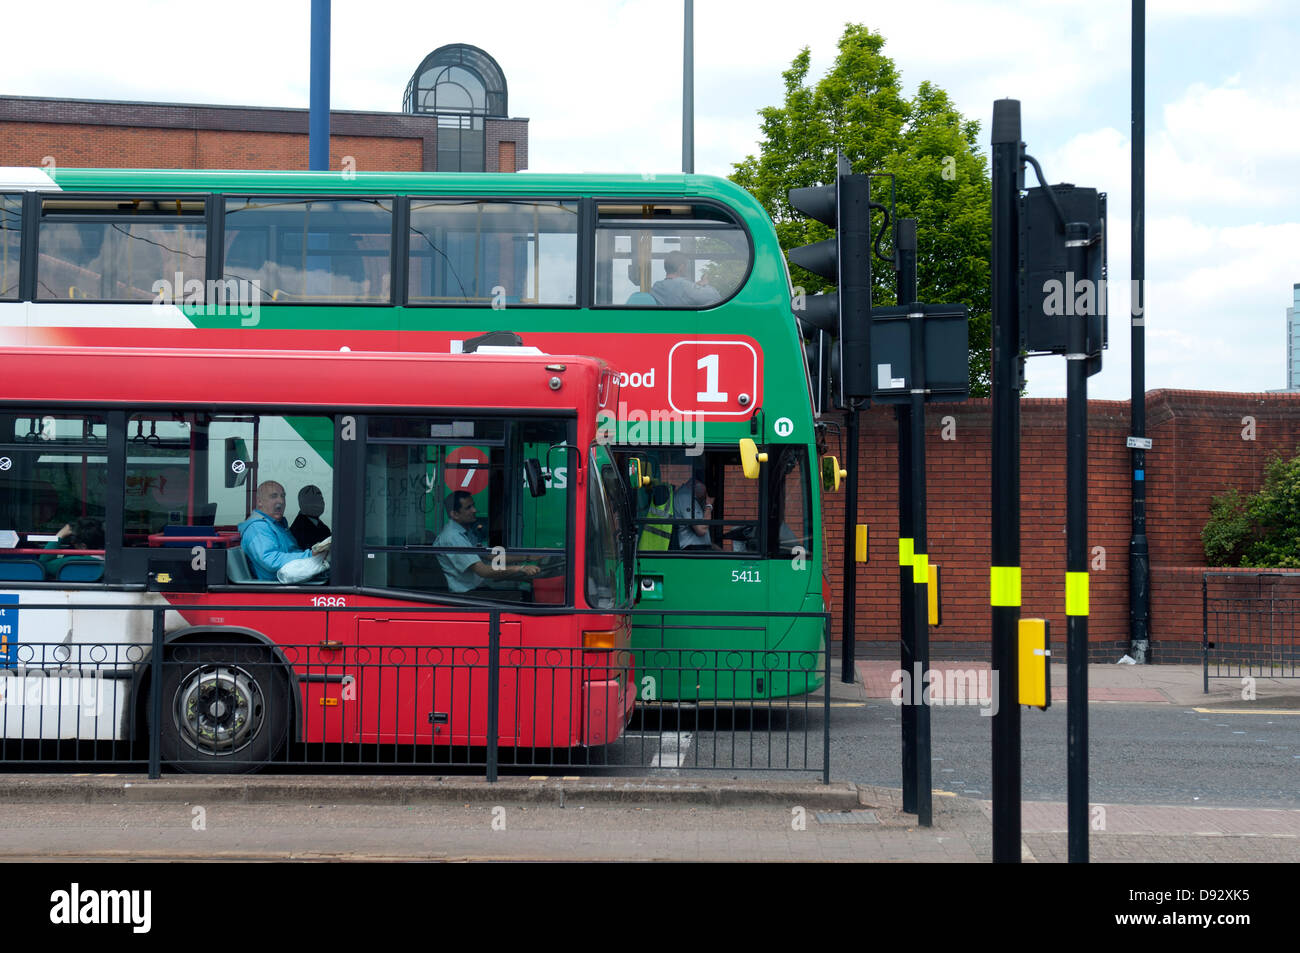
[0,43,527,173]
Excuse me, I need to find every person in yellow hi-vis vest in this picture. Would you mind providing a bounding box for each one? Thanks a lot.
[638,483,674,551]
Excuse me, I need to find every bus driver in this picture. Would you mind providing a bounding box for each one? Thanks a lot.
[435,491,541,593]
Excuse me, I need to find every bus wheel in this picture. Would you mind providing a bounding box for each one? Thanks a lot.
[157,646,290,773]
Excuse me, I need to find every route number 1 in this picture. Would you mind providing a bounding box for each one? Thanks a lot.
[696,354,728,403]
[667,339,759,417]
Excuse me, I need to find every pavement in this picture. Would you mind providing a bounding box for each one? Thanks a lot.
[0,660,1294,862]
[854,658,1299,708]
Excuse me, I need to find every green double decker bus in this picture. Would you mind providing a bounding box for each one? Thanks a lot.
[0,166,830,701]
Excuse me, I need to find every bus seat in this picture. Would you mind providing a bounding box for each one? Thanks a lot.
[57,560,104,582]
[225,547,256,584]
[226,547,309,585]
[422,556,450,591]
[0,561,45,581]
[626,291,658,305]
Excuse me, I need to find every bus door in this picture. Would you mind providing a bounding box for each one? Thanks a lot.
[623,443,819,700]
[622,447,761,699]
[353,615,522,746]
[355,415,574,745]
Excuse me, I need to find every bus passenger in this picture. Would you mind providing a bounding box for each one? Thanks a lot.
[41,517,105,574]
[651,251,721,307]
[239,480,330,581]
[435,491,541,593]
[290,484,331,549]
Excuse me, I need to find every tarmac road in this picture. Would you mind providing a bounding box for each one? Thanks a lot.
[0,661,1294,863]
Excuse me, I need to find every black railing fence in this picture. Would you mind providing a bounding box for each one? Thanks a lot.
[1203,572,1300,691]
[0,603,830,782]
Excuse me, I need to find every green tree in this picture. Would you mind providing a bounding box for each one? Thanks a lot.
[731,24,992,395]
[1203,452,1300,568]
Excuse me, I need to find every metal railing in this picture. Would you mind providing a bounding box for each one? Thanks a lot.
[0,602,830,782]
[1203,572,1300,690]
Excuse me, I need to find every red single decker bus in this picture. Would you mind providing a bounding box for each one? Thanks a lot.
[0,345,637,771]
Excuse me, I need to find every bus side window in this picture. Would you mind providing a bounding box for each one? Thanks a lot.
[593,202,749,308]
[0,412,109,582]
[37,198,206,302]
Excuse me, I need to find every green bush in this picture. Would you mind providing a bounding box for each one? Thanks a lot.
[1202,452,1300,567]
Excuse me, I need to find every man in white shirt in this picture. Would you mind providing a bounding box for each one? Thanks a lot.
[672,477,717,550]
[434,491,541,592]
[651,252,722,307]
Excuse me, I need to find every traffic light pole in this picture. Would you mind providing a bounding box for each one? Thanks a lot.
[842,401,859,684]
[786,166,871,687]
[896,220,918,814]
[1129,0,1150,663]
[990,99,1023,863]
[909,298,932,828]
[1065,221,1090,863]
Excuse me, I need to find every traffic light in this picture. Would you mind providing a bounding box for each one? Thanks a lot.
[802,330,839,416]
[1020,184,1107,376]
[788,171,872,402]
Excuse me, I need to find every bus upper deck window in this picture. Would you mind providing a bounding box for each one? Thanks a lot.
[593,202,750,308]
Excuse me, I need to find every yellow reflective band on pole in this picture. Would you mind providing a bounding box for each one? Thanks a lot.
[898,537,913,567]
[990,566,1021,606]
[1066,571,1090,616]
[912,552,928,584]
[855,525,868,563]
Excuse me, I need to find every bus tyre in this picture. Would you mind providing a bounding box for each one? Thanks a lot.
[157,646,290,774]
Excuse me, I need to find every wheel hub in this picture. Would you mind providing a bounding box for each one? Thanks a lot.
[173,665,264,756]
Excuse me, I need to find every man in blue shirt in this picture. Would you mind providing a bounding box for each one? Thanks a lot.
[238,480,330,581]
[435,491,540,593]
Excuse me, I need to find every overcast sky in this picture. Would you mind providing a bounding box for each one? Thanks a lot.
[4,0,1297,399]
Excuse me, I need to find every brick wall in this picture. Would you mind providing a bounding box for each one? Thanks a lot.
[823,389,1300,661]
[0,97,530,173]
[0,123,424,171]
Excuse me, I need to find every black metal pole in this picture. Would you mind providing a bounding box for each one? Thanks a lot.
[824,614,832,785]
[308,0,331,171]
[897,219,918,814]
[1129,0,1150,662]
[487,608,500,783]
[909,299,931,828]
[841,403,859,683]
[682,0,694,174]
[990,99,1023,863]
[1065,220,1090,863]
[1202,574,1209,694]
[148,608,164,779]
